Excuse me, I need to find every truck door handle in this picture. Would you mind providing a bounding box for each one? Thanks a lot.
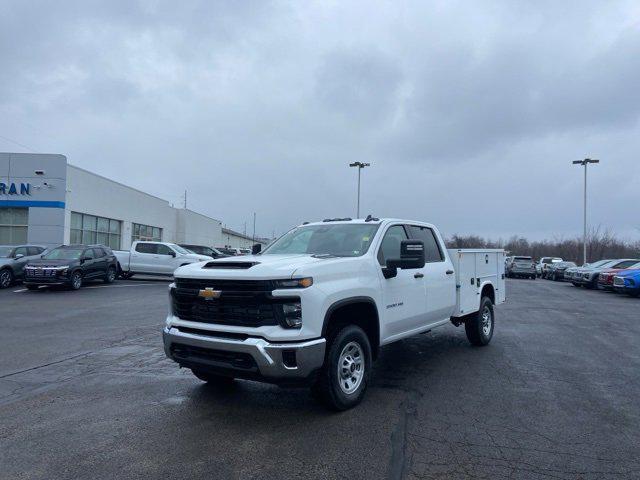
[414,272,424,278]
[446,270,454,275]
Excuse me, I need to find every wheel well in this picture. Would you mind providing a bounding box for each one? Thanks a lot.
[481,283,495,304]
[322,299,380,360]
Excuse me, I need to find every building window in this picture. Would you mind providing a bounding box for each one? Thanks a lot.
[71,212,121,249]
[132,223,162,243]
[0,208,28,245]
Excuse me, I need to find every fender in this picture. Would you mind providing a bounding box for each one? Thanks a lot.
[321,296,379,337]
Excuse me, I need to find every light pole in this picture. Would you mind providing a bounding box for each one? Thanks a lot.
[349,162,370,218]
[572,158,599,265]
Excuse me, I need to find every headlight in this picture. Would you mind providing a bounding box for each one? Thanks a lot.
[282,302,302,328]
[274,277,313,289]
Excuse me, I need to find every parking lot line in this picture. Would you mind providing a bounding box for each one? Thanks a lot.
[11,282,165,293]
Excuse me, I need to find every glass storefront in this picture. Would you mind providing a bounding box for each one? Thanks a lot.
[0,208,28,245]
[70,212,121,249]
[132,223,162,242]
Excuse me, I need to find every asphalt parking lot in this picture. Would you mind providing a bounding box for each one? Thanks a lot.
[1,278,639,480]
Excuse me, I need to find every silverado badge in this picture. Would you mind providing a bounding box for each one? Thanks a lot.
[198,287,221,300]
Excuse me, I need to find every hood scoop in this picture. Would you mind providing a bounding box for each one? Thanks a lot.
[203,261,259,269]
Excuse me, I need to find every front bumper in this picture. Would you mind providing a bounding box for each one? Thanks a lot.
[163,326,326,385]
[23,277,70,285]
[509,268,535,276]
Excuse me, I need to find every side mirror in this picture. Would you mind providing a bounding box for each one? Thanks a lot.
[14,254,24,260]
[383,240,426,279]
[80,257,86,264]
[252,244,262,255]
[169,251,176,257]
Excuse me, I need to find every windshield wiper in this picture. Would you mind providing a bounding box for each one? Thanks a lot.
[311,253,341,259]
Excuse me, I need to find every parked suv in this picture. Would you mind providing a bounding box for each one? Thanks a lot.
[506,256,536,279]
[0,245,48,288]
[547,261,577,281]
[24,244,118,290]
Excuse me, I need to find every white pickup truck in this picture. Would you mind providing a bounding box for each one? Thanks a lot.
[114,241,212,278]
[163,218,505,410]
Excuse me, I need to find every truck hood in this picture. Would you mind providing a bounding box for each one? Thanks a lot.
[174,254,325,280]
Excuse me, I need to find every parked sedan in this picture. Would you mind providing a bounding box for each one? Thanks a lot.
[0,244,48,288]
[613,270,640,297]
[598,262,640,290]
[24,244,118,291]
[578,259,640,289]
[547,261,577,281]
[506,256,536,279]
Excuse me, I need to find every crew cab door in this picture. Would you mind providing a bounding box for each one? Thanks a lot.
[376,224,429,340]
[155,244,178,274]
[131,242,158,273]
[407,225,456,323]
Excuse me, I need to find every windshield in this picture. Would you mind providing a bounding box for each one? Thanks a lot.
[43,248,84,260]
[170,244,191,255]
[263,223,380,257]
[0,247,14,258]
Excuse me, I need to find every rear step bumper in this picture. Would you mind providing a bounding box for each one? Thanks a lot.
[163,327,326,383]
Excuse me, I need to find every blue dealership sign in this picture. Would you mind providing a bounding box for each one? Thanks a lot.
[0,182,31,195]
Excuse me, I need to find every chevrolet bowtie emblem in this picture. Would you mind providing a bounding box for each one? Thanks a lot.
[198,287,221,300]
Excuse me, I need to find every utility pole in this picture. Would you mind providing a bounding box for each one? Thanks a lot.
[572,158,599,265]
[349,162,370,218]
[252,212,256,243]
[183,190,187,209]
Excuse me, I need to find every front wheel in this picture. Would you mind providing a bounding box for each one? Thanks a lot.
[0,269,13,289]
[465,297,494,346]
[69,271,83,290]
[313,324,372,411]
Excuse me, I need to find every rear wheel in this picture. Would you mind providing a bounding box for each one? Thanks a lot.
[191,369,235,384]
[0,268,13,288]
[313,324,372,411]
[465,297,494,346]
[104,266,117,284]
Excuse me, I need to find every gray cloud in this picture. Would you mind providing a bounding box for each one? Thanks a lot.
[0,0,638,240]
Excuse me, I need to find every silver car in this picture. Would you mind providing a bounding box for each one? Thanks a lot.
[0,245,48,288]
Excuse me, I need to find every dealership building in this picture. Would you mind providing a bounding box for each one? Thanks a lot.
[0,152,267,250]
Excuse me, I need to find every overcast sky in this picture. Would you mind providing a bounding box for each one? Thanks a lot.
[1,0,639,240]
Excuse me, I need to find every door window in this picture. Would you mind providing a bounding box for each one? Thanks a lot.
[83,249,95,260]
[156,244,174,256]
[377,225,408,266]
[27,247,43,256]
[14,247,28,257]
[135,243,157,254]
[408,226,444,262]
[93,248,105,258]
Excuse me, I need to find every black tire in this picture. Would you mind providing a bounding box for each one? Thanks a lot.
[0,268,13,289]
[104,266,117,284]
[191,369,235,384]
[627,290,640,298]
[120,271,134,279]
[531,275,536,280]
[572,282,581,287]
[312,324,372,411]
[26,284,39,291]
[465,297,494,346]
[69,271,83,290]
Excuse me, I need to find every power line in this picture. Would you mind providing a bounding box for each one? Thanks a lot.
[0,133,38,153]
